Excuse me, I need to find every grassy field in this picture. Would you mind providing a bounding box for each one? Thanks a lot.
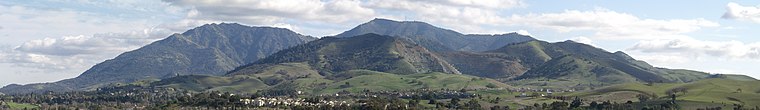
[317,70,511,94]
[5,102,39,109]
[562,78,760,106]
[153,66,515,96]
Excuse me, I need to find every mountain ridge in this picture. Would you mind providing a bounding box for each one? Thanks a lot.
[231,33,462,76]
[334,18,535,52]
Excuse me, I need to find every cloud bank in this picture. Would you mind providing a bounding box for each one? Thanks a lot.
[628,37,760,59]
[723,2,760,24]
[509,8,719,40]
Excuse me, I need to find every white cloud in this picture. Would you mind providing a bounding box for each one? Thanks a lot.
[722,2,760,24]
[509,8,719,40]
[15,29,172,56]
[570,36,594,46]
[164,0,376,24]
[365,0,523,34]
[272,23,296,31]
[0,4,160,46]
[627,53,692,65]
[0,27,180,73]
[159,0,526,35]
[1,51,89,71]
[515,30,531,36]
[628,37,760,59]
[0,1,211,86]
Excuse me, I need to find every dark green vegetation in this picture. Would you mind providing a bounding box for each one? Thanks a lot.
[1,19,759,109]
[240,33,461,75]
[0,23,316,94]
[490,40,741,90]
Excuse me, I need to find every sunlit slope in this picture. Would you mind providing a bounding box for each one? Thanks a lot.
[565,78,760,106]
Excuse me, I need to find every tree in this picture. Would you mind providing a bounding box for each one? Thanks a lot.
[637,94,650,102]
[589,101,598,109]
[490,105,509,110]
[408,99,418,107]
[670,94,677,104]
[601,101,612,109]
[465,99,481,110]
[339,82,351,88]
[737,88,743,93]
[491,97,501,104]
[486,83,498,88]
[542,103,548,109]
[549,101,569,110]
[570,97,582,108]
[448,97,460,108]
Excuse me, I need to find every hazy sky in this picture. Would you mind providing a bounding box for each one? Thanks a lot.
[1,0,760,87]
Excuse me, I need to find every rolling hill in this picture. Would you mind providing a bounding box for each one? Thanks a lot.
[234,33,461,75]
[564,78,760,107]
[483,40,751,89]
[152,34,510,94]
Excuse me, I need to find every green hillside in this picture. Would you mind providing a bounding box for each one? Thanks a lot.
[657,69,710,82]
[151,34,513,95]
[509,55,639,89]
[319,70,510,94]
[489,40,671,89]
[564,78,760,106]
[154,68,510,95]
[490,40,758,91]
[237,33,461,76]
[439,52,527,78]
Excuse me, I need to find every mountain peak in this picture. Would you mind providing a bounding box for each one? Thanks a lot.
[335,18,534,52]
[368,18,397,23]
[194,23,291,31]
[367,18,430,25]
[561,40,578,43]
[196,22,245,29]
[336,18,461,37]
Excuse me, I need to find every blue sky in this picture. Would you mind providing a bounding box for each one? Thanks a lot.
[1,0,760,87]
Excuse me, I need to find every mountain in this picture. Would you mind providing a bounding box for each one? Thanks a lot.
[232,33,461,75]
[0,23,316,94]
[4,18,755,95]
[332,18,535,78]
[152,34,508,94]
[482,40,719,89]
[334,18,535,52]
